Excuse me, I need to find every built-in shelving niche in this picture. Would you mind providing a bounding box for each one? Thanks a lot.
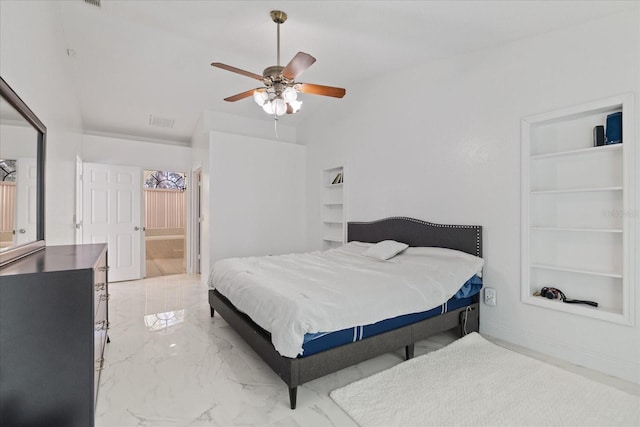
[321,166,345,250]
[521,94,636,325]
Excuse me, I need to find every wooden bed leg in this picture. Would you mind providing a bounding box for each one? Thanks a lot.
[289,387,297,410]
[405,344,415,360]
[210,306,215,318]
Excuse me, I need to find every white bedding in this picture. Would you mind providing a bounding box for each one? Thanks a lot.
[208,242,484,358]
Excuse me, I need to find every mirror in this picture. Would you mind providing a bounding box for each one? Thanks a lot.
[0,77,46,266]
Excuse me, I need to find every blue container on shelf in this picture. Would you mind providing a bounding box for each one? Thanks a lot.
[605,112,622,144]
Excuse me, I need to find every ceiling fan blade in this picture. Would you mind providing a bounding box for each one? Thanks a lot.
[298,83,346,98]
[282,52,316,80]
[224,88,262,102]
[211,62,263,81]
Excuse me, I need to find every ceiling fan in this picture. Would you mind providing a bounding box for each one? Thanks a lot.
[211,10,346,117]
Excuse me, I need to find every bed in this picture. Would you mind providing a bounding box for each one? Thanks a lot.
[208,217,483,409]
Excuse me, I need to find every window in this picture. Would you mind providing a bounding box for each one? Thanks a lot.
[144,170,185,190]
[0,159,16,182]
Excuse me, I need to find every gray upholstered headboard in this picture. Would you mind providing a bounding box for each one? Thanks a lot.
[347,217,482,257]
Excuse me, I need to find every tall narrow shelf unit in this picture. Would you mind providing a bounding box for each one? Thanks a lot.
[321,166,345,249]
[521,94,636,325]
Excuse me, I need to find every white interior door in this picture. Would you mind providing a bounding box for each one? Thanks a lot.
[82,162,142,282]
[14,157,37,245]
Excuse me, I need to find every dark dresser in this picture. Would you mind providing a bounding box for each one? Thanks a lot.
[0,244,109,427]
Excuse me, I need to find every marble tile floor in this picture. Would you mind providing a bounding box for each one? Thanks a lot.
[97,274,639,427]
[145,257,186,278]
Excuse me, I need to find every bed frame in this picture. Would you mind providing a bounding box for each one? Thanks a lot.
[209,217,482,409]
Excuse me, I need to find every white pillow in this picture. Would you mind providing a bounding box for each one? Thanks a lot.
[363,240,409,260]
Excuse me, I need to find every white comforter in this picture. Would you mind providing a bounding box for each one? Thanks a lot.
[208,242,484,358]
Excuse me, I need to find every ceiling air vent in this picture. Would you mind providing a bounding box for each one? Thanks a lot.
[83,0,101,7]
[149,115,175,129]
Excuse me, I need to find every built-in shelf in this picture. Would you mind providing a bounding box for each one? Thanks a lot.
[531,143,622,160]
[531,187,622,195]
[521,93,635,325]
[321,166,345,250]
[530,264,622,279]
[523,296,626,324]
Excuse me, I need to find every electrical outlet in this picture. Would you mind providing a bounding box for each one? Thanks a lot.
[484,287,497,306]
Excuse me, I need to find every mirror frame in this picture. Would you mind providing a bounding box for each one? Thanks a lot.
[0,76,46,267]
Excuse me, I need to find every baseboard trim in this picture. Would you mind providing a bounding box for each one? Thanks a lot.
[481,320,640,384]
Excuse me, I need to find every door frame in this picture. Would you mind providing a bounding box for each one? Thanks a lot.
[188,167,202,274]
[142,168,190,277]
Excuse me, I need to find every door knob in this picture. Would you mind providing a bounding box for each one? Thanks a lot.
[134,226,140,231]
[18,229,26,234]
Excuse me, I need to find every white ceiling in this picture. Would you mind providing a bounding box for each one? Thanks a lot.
[57,0,637,144]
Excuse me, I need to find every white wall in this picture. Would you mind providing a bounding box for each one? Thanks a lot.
[82,134,191,172]
[0,1,84,246]
[0,125,38,159]
[208,131,306,266]
[193,113,304,283]
[203,110,296,144]
[299,12,640,382]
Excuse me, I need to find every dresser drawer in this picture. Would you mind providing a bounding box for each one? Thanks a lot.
[93,249,109,409]
[94,285,109,317]
[94,325,106,409]
[94,319,108,371]
[93,252,108,317]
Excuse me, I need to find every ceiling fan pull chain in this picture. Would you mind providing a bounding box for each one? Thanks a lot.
[274,116,279,138]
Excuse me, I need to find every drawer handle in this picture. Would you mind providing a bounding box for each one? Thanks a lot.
[99,293,110,302]
[95,283,106,291]
[97,266,110,272]
[95,320,110,331]
[95,357,105,371]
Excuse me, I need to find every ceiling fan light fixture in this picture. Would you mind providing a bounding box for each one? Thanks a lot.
[253,90,268,106]
[262,101,274,115]
[283,86,297,102]
[273,98,287,116]
[289,99,302,114]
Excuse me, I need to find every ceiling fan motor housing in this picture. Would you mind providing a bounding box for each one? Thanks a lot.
[262,65,294,97]
[263,65,285,82]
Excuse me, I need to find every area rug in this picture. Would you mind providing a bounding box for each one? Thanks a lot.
[330,333,639,426]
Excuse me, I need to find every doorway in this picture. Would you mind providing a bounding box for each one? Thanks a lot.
[143,170,187,278]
